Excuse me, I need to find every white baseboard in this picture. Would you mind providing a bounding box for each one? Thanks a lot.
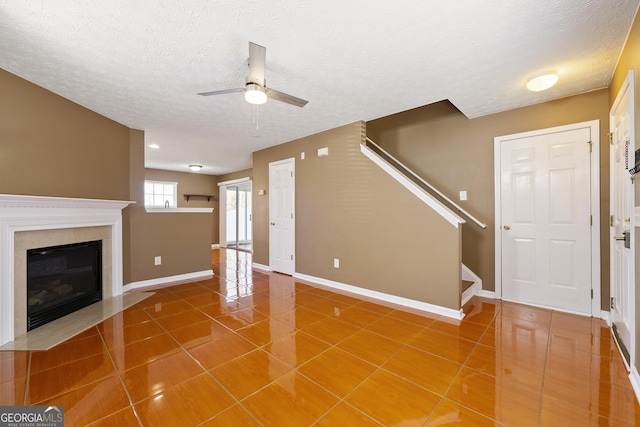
[630,365,640,404]
[600,310,611,324]
[211,244,220,249]
[293,272,464,320]
[252,263,271,272]
[477,289,496,299]
[123,270,214,292]
[461,285,475,306]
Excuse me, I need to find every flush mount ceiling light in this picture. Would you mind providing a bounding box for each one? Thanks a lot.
[525,71,559,92]
[244,83,267,105]
[189,165,203,172]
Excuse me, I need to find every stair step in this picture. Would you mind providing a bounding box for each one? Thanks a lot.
[462,280,474,293]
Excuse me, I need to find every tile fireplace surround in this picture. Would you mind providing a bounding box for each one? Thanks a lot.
[0,194,133,346]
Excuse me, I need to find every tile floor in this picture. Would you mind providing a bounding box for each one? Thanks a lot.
[1,249,639,426]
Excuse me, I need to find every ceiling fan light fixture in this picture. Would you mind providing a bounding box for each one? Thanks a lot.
[245,83,267,105]
[525,71,559,92]
[189,164,203,172]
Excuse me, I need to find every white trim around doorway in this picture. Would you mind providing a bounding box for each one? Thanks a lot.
[218,177,251,249]
[493,120,601,316]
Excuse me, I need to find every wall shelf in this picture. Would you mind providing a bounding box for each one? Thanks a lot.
[183,194,216,202]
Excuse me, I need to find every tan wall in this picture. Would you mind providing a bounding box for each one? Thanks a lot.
[0,69,134,281]
[124,129,146,284]
[253,122,461,309]
[610,8,640,373]
[367,90,610,307]
[145,168,219,244]
[128,138,213,283]
[0,69,130,200]
[0,69,213,285]
[218,168,253,183]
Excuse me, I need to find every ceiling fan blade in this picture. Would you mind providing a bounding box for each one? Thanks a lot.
[266,88,308,107]
[197,88,245,96]
[248,42,266,86]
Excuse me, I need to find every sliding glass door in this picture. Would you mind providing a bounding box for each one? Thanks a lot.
[226,183,252,251]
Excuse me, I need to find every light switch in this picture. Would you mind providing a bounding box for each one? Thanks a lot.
[459,191,467,201]
[301,152,305,160]
[318,147,329,157]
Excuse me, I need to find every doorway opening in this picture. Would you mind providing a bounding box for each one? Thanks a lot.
[226,183,252,252]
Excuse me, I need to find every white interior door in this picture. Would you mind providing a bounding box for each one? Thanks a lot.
[269,158,295,274]
[499,125,593,314]
[610,70,635,367]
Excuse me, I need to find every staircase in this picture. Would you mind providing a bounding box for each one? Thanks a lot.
[362,137,486,307]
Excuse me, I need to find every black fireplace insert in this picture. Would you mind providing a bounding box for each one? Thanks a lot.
[26,240,102,331]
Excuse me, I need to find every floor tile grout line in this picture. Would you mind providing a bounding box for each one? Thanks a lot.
[537,310,555,427]
[25,358,121,406]
[22,350,32,406]
[121,303,246,425]
[432,302,504,424]
[436,322,488,408]
[237,296,430,426]
[322,326,435,425]
[94,327,144,427]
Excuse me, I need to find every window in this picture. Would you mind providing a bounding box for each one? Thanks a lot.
[144,180,177,207]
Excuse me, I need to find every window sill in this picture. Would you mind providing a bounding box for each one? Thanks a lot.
[145,207,214,213]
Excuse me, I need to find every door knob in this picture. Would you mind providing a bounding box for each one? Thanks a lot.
[503,225,511,230]
[270,222,275,226]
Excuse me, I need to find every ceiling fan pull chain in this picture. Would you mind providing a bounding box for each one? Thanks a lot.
[254,103,260,132]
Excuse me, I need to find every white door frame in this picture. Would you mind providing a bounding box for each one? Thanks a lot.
[494,120,601,315]
[269,158,295,274]
[610,69,635,368]
[218,177,251,248]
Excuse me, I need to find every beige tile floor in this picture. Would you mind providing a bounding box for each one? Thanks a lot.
[1,249,639,426]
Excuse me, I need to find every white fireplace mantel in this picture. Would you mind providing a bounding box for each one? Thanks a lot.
[0,194,134,345]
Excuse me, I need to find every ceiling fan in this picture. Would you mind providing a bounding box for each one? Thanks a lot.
[198,42,308,108]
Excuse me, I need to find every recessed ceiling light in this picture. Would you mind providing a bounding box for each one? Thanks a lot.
[189,165,203,172]
[148,144,160,149]
[525,71,559,92]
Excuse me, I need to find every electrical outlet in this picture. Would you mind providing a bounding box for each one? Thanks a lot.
[333,258,340,268]
[154,256,162,266]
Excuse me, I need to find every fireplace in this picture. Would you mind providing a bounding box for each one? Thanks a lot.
[0,194,133,346]
[27,240,103,331]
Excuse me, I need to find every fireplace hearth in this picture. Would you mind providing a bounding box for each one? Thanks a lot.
[27,240,102,331]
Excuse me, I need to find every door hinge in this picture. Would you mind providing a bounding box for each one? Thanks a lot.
[608,132,614,145]
[591,289,594,299]
[587,140,592,152]
[291,212,293,219]
[611,215,615,227]
[290,254,293,260]
[611,297,616,310]
[590,215,593,226]
[290,171,293,177]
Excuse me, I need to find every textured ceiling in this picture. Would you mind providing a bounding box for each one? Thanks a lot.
[1,1,638,175]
